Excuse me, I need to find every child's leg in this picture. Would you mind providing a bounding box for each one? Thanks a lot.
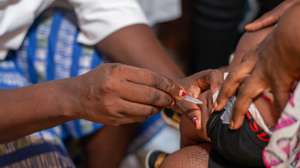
[161,145,210,168]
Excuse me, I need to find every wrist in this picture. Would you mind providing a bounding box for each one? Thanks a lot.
[53,78,82,120]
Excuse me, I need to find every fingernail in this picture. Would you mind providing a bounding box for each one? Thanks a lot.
[179,89,187,97]
[170,101,175,107]
[211,86,219,93]
[192,117,201,129]
[211,108,215,114]
[229,121,235,130]
[192,116,198,126]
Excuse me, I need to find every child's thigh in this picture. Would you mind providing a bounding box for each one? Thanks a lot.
[161,145,210,168]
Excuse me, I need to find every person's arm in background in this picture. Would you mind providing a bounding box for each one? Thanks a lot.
[68,0,232,130]
[97,24,185,80]
[69,0,185,79]
[70,0,213,126]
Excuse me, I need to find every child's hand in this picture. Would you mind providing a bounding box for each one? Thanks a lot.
[173,69,224,129]
[180,90,213,146]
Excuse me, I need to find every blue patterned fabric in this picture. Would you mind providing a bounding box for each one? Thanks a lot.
[5,10,103,140]
[0,9,165,167]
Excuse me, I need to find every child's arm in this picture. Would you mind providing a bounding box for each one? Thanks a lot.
[180,90,213,147]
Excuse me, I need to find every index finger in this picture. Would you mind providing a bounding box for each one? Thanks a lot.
[120,65,182,97]
[215,56,256,111]
[230,75,267,129]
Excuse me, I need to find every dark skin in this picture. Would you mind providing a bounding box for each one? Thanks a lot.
[0,25,186,143]
[98,25,222,129]
[98,24,185,79]
[89,6,300,167]
[175,24,275,130]
[0,63,179,143]
[0,23,219,168]
[162,4,300,168]
[245,0,300,32]
[215,3,300,129]
[0,24,185,168]
[87,25,187,168]
[85,124,138,168]
[87,25,222,168]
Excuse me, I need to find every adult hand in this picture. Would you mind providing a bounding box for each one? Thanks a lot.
[245,0,300,31]
[72,63,180,126]
[225,44,291,129]
[216,7,300,129]
[229,27,273,69]
[215,27,273,111]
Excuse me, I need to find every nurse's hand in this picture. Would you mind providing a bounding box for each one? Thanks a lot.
[71,63,180,126]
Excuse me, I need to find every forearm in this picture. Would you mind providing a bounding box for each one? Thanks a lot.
[0,79,77,142]
[97,24,185,79]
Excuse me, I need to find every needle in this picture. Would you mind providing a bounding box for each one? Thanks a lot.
[182,95,203,105]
